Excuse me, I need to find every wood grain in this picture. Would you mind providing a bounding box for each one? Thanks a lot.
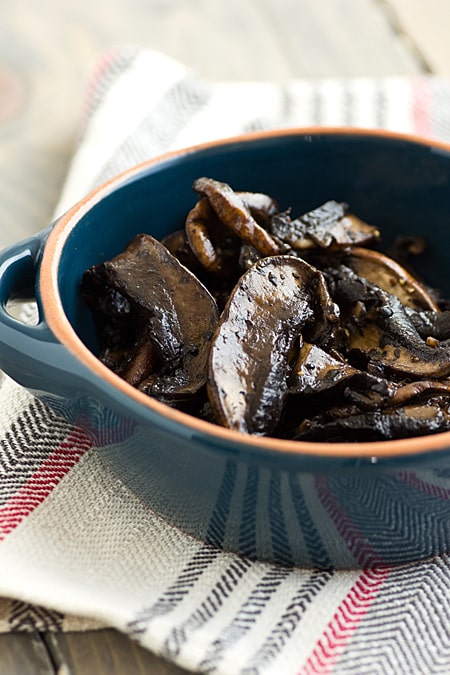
[385,0,450,74]
[0,633,54,675]
[44,630,191,675]
[256,0,422,77]
[0,0,425,248]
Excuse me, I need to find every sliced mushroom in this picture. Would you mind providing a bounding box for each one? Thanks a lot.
[193,177,283,256]
[405,308,450,341]
[237,191,279,228]
[119,338,160,387]
[389,380,450,407]
[322,262,377,309]
[349,297,450,378]
[288,342,389,400]
[207,256,330,435]
[82,270,138,372]
[344,247,439,311]
[161,229,205,277]
[83,234,219,400]
[99,343,135,374]
[238,243,262,271]
[295,400,450,442]
[301,268,340,350]
[321,264,450,378]
[83,267,131,318]
[269,201,380,250]
[185,197,238,276]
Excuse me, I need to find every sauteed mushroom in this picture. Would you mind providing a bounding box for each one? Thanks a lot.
[288,342,388,400]
[269,200,380,250]
[161,229,205,277]
[82,233,218,401]
[389,380,450,406]
[344,247,439,311]
[237,191,279,227]
[82,177,450,442]
[185,197,241,276]
[207,256,324,435]
[193,177,283,256]
[348,290,450,379]
[405,308,450,341]
[295,400,450,442]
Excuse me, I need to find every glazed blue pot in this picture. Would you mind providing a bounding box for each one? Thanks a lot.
[2,128,450,569]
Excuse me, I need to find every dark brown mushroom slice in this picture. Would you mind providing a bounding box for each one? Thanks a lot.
[289,343,350,395]
[207,255,339,435]
[82,265,132,318]
[301,268,340,350]
[275,388,383,440]
[193,177,283,256]
[161,229,205,277]
[82,271,139,371]
[321,262,380,314]
[346,286,450,380]
[321,264,450,377]
[99,344,134,374]
[185,197,225,275]
[269,200,380,250]
[238,243,263,271]
[295,400,450,442]
[185,196,244,284]
[288,342,390,400]
[405,308,450,341]
[237,191,279,228]
[389,380,450,407]
[383,236,450,310]
[83,234,219,400]
[344,247,439,311]
[119,338,160,387]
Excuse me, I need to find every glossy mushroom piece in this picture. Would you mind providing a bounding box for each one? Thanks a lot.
[207,255,338,435]
[82,234,219,402]
[344,246,439,311]
[269,200,380,250]
[192,177,283,257]
[295,399,450,442]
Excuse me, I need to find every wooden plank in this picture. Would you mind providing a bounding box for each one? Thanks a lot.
[385,0,450,74]
[0,632,54,675]
[0,0,426,249]
[136,0,294,81]
[0,0,293,249]
[255,0,423,77]
[44,629,191,675]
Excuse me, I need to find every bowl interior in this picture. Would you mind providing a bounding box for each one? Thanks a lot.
[57,130,450,361]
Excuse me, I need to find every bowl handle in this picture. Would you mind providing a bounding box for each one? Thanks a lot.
[0,230,88,397]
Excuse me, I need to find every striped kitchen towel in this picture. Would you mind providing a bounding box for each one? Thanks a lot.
[2,46,450,674]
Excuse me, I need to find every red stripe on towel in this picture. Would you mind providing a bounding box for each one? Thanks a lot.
[412,78,432,137]
[396,470,450,500]
[0,427,91,539]
[84,48,120,104]
[299,567,390,675]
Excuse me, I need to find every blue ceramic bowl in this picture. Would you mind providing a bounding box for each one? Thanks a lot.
[2,128,450,569]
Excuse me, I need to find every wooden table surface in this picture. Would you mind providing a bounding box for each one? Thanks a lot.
[0,0,449,672]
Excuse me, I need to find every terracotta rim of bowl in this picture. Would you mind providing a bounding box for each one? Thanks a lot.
[40,126,450,459]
